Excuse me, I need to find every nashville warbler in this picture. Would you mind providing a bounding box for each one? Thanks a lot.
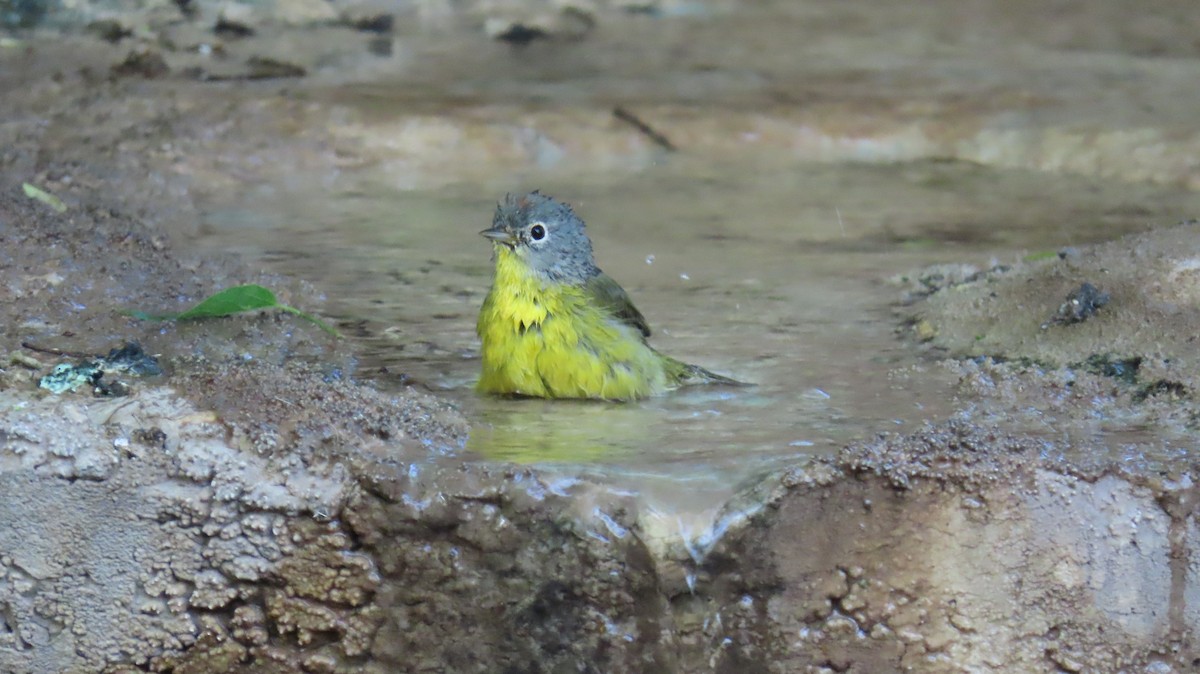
[476,192,744,401]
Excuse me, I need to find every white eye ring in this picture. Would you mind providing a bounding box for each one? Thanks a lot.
[529,222,547,241]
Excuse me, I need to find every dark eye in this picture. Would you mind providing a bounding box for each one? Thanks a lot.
[529,224,546,241]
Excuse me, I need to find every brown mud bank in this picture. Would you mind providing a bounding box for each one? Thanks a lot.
[1,181,1197,672]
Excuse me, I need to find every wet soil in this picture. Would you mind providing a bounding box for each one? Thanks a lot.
[2,1,1200,672]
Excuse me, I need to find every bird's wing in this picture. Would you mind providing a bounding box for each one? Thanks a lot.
[583,272,652,338]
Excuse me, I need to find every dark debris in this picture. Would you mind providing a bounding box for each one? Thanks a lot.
[36,341,161,396]
[213,16,255,37]
[349,13,394,33]
[104,342,163,376]
[1079,353,1141,385]
[612,106,677,152]
[111,48,170,78]
[86,19,132,43]
[491,22,547,45]
[1043,282,1109,328]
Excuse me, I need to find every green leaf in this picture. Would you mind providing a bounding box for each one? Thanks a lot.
[127,284,340,337]
[1022,250,1059,263]
[22,182,67,213]
[177,284,278,319]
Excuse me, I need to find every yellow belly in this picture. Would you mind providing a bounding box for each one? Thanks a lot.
[476,249,668,401]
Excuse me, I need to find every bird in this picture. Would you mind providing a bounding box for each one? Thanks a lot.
[475,191,745,401]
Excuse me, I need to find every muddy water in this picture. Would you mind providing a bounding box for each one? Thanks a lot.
[193,154,1200,512]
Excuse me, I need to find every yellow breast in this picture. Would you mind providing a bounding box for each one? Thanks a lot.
[476,247,669,400]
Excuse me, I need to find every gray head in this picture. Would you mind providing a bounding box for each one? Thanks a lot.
[480,192,600,284]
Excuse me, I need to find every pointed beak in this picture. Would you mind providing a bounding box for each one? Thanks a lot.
[480,225,517,246]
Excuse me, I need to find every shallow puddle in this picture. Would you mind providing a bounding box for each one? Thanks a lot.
[192,154,1200,511]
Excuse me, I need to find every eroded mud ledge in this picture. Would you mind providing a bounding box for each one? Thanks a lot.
[3,360,1195,672]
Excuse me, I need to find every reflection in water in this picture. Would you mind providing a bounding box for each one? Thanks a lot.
[467,385,801,466]
[468,398,664,464]
[466,386,824,518]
